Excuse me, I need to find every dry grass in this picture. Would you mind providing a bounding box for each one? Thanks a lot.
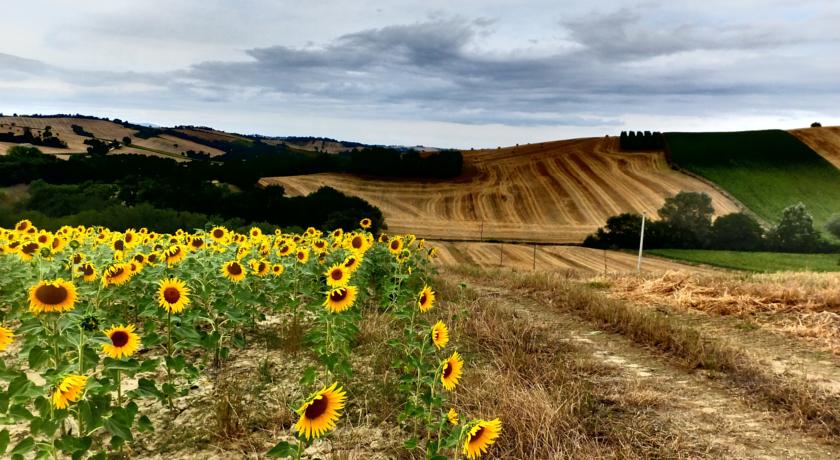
[431,242,718,274]
[608,271,840,316]
[433,277,711,459]
[451,267,840,440]
[261,137,741,244]
[790,126,840,170]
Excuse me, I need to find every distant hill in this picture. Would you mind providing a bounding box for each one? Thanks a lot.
[262,137,742,243]
[664,129,840,231]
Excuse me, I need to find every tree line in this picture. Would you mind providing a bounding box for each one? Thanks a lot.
[619,131,664,151]
[0,145,384,234]
[584,191,840,253]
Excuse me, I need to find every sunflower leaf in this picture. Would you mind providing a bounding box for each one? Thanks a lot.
[266,440,295,458]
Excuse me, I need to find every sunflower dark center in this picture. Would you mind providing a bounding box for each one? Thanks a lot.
[109,267,125,278]
[228,263,243,275]
[38,235,48,243]
[110,330,130,347]
[147,254,158,263]
[125,234,133,243]
[390,241,399,250]
[470,427,485,444]
[258,262,266,272]
[35,284,69,305]
[433,330,440,341]
[330,289,348,302]
[52,239,61,249]
[213,229,224,238]
[352,237,363,248]
[304,395,329,419]
[331,269,343,280]
[442,362,453,379]
[420,294,427,305]
[163,287,181,304]
[22,242,39,254]
[114,240,124,250]
[134,255,144,263]
[83,265,94,276]
[73,254,83,264]
[192,239,203,248]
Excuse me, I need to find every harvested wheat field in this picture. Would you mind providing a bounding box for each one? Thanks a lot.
[0,116,224,158]
[430,241,719,274]
[262,137,742,243]
[790,126,840,170]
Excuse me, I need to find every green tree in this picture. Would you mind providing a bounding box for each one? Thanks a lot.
[710,212,764,250]
[826,213,840,240]
[658,191,714,245]
[766,203,823,252]
[6,145,43,157]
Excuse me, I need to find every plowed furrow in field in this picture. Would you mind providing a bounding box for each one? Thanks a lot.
[261,137,742,243]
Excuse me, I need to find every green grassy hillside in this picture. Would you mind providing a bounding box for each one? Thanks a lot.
[664,130,840,232]
[648,249,840,272]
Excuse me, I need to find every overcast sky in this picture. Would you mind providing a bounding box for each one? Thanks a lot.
[1,1,838,148]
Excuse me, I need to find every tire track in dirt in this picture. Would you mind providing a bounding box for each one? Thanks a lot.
[446,272,840,459]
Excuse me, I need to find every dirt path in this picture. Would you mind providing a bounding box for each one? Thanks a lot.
[442,271,840,459]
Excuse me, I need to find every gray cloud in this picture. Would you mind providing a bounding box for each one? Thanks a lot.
[1,1,839,147]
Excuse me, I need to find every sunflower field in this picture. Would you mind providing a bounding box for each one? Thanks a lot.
[0,219,501,459]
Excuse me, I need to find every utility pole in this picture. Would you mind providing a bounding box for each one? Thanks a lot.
[636,213,646,274]
[533,244,537,271]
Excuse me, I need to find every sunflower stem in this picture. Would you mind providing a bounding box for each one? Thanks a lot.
[116,369,122,406]
[166,309,174,410]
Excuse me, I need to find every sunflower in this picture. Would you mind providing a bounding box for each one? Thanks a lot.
[342,255,362,273]
[331,228,343,240]
[222,260,247,282]
[102,263,131,287]
[271,264,285,277]
[188,236,205,251]
[15,219,32,232]
[158,278,191,314]
[210,226,228,243]
[70,253,85,265]
[163,244,187,265]
[102,324,141,359]
[346,234,368,253]
[132,253,146,265]
[308,239,324,254]
[431,321,449,350]
[378,233,389,244]
[251,259,270,277]
[277,242,295,257]
[249,227,263,238]
[441,351,464,391]
[146,252,160,265]
[447,408,459,425]
[78,262,97,282]
[52,374,88,409]
[388,237,404,254]
[18,241,40,261]
[358,217,372,229]
[296,249,310,264]
[418,286,436,312]
[324,286,358,313]
[0,325,14,351]
[324,264,350,288]
[294,383,347,440]
[463,419,502,459]
[29,279,77,314]
[51,235,67,252]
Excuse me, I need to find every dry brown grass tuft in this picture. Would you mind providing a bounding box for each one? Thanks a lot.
[437,277,708,459]
[469,268,840,440]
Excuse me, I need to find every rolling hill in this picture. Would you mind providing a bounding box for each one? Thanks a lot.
[664,129,840,231]
[262,137,742,243]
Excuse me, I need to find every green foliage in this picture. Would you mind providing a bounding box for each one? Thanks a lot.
[710,213,764,251]
[658,191,714,245]
[827,214,840,241]
[664,129,840,231]
[648,249,840,272]
[765,203,827,252]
